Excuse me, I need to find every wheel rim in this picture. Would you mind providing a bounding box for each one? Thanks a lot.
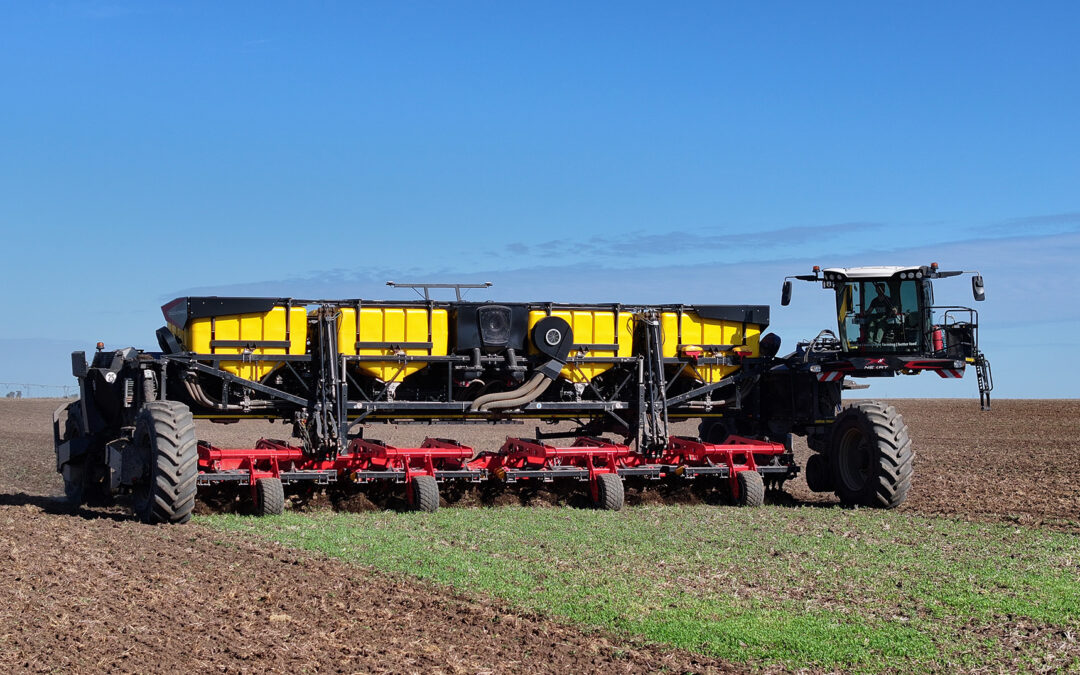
[837,426,873,491]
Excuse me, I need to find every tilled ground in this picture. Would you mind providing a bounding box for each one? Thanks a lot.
[0,400,740,674]
[0,503,736,674]
[1,397,1077,672]
[786,399,1080,531]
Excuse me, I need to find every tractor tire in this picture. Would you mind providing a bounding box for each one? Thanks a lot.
[736,470,765,507]
[828,401,913,508]
[256,478,285,516]
[410,475,440,513]
[804,453,833,492]
[132,401,198,524]
[595,473,625,511]
[61,402,86,508]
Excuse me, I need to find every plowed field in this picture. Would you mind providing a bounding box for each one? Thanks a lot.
[1,398,1077,672]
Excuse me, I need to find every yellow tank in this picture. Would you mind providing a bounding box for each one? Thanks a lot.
[337,306,448,382]
[528,308,633,383]
[660,308,763,383]
[179,305,308,382]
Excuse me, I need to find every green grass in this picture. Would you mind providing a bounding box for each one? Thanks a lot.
[201,505,1080,672]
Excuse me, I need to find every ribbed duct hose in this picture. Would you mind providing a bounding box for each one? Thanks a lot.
[468,372,547,412]
[468,315,574,413]
[479,374,554,411]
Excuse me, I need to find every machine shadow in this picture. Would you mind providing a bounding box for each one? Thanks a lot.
[0,492,137,523]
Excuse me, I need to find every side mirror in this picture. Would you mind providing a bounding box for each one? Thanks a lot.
[71,351,88,378]
[781,280,792,306]
[972,275,986,301]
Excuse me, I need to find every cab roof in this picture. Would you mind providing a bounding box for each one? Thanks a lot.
[822,266,922,279]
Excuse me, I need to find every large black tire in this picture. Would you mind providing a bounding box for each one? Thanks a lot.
[594,473,625,511]
[828,401,913,508]
[61,402,86,508]
[256,478,285,516]
[804,453,834,493]
[409,475,440,512]
[735,470,764,507]
[132,401,198,524]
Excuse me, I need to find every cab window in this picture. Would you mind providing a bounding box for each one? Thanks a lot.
[836,279,923,353]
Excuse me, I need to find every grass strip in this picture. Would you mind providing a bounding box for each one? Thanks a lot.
[202,505,1080,672]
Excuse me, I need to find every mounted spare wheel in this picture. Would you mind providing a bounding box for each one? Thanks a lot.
[132,401,198,524]
[827,401,913,508]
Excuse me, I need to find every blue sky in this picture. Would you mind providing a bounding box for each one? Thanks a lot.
[1,1,1077,397]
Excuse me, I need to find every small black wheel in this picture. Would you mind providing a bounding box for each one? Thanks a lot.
[804,453,834,492]
[828,401,913,508]
[736,470,765,507]
[594,473,624,511]
[256,478,285,516]
[698,419,730,444]
[409,475,440,512]
[132,401,198,524]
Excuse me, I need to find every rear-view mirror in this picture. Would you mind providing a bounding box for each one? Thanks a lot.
[972,275,985,301]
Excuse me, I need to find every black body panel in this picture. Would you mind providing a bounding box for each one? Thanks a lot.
[451,303,530,353]
[667,305,771,327]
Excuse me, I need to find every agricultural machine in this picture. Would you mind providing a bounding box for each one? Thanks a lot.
[54,265,991,523]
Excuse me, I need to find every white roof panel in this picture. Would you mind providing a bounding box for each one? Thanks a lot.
[822,266,922,279]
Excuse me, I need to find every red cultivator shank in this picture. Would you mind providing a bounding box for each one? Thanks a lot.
[196,433,790,512]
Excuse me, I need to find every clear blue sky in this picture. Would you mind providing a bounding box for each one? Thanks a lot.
[1,1,1077,397]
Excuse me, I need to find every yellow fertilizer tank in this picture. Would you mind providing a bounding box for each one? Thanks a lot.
[336,305,449,382]
[162,298,307,382]
[660,306,765,383]
[527,306,633,383]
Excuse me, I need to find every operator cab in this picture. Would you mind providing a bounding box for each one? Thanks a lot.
[781,262,986,357]
[825,266,929,354]
[781,262,992,410]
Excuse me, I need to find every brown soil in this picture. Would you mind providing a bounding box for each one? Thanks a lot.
[2,397,1078,672]
[0,399,742,673]
[785,399,1080,531]
[0,503,738,674]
